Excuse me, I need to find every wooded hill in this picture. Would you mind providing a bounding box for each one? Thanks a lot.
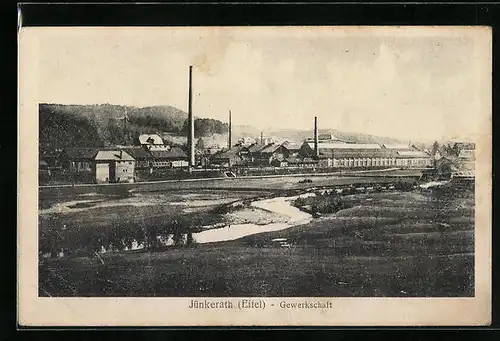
[39,103,228,151]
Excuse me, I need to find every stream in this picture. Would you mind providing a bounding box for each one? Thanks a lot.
[192,194,314,244]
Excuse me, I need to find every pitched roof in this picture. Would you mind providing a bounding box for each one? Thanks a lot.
[306,142,381,150]
[122,147,152,159]
[95,150,135,161]
[248,143,267,153]
[150,147,187,159]
[396,150,429,158]
[212,146,245,159]
[260,143,285,154]
[138,134,164,145]
[325,149,396,159]
[283,142,301,151]
[382,144,413,150]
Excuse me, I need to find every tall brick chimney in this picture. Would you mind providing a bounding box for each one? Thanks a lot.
[228,110,232,150]
[188,65,195,169]
[314,116,319,157]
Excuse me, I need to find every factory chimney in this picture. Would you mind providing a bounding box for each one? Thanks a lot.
[260,132,264,145]
[228,110,232,150]
[188,65,195,170]
[314,116,319,158]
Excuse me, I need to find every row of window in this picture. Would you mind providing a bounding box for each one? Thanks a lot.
[332,158,431,167]
[335,158,397,167]
[71,161,133,168]
[153,162,172,167]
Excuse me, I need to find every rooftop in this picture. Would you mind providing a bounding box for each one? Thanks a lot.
[260,143,284,154]
[396,150,429,158]
[95,150,135,161]
[306,142,382,150]
[150,147,188,159]
[138,134,164,145]
[121,147,152,159]
[322,149,396,159]
[382,144,413,150]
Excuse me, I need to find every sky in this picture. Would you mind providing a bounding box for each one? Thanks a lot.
[33,27,491,141]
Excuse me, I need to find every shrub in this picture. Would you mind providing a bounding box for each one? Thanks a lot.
[394,180,415,192]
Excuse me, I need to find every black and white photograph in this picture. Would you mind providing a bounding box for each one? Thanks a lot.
[18,26,491,326]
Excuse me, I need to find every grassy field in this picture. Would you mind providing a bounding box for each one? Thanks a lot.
[39,187,474,297]
[38,189,271,256]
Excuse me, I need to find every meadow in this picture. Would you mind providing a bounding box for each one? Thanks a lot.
[39,186,474,297]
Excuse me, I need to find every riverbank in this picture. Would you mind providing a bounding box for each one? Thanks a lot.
[39,176,422,257]
[39,185,475,297]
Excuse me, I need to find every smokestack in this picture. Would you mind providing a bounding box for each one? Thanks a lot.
[260,132,264,145]
[188,65,195,168]
[314,116,319,157]
[228,110,232,150]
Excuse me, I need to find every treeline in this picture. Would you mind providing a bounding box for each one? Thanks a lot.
[39,103,228,151]
[182,117,228,138]
[39,106,105,150]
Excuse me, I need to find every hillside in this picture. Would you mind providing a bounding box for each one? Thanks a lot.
[39,104,228,151]
[39,103,422,152]
[231,127,410,146]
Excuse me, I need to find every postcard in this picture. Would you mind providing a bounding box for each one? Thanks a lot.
[18,26,492,326]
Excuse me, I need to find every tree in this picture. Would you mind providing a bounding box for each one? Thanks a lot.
[431,141,440,157]
[195,138,205,150]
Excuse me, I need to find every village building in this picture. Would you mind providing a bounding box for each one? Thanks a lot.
[39,160,51,176]
[394,150,433,168]
[137,133,164,146]
[439,142,475,178]
[433,157,460,179]
[300,142,395,168]
[149,147,189,168]
[381,144,433,168]
[330,149,396,168]
[286,156,319,168]
[121,147,153,169]
[253,143,290,166]
[282,142,302,158]
[94,150,135,183]
[61,147,100,173]
[454,142,475,171]
[247,143,268,160]
[40,149,64,170]
[211,145,250,168]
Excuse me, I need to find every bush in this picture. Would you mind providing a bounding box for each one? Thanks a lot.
[292,193,344,215]
[293,197,307,207]
[394,180,415,192]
